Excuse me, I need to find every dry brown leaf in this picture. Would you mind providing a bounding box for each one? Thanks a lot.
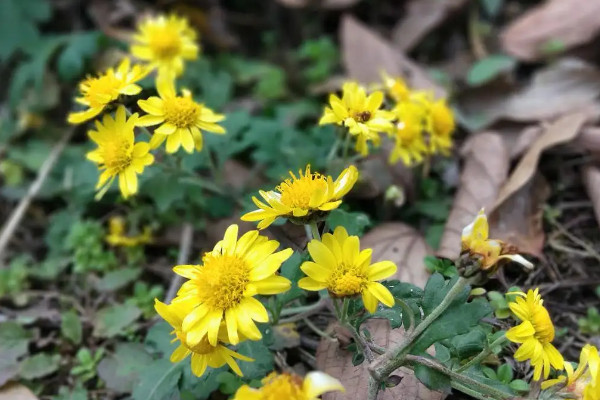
[0,383,38,400]
[391,0,467,52]
[340,15,446,98]
[316,223,440,400]
[492,113,587,210]
[437,133,510,260]
[577,127,600,153]
[501,0,600,61]
[583,166,600,227]
[276,0,360,8]
[489,174,550,258]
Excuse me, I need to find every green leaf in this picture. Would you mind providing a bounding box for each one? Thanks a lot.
[326,209,371,236]
[497,364,513,383]
[509,379,529,392]
[276,252,306,306]
[0,322,32,360]
[131,358,182,400]
[236,340,274,380]
[19,352,60,379]
[180,365,223,400]
[61,310,82,345]
[413,358,451,392]
[467,54,516,86]
[0,0,51,61]
[95,268,142,291]
[53,385,88,400]
[56,32,102,81]
[93,303,141,338]
[97,343,153,393]
[217,371,244,394]
[450,329,486,359]
[145,321,179,358]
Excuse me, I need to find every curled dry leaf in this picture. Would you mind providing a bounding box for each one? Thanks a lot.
[391,0,467,52]
[276,0,360,8]
[583,166,600,228]
[437,133,510,260]
[0,383,38,400]
[501,0,600,61]
[340,15,446,98]
[492,112,588,210]
[316,223,440,400]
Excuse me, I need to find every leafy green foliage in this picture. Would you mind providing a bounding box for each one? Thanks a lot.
[0,255,30,302]
[424,256,457,278]
[127,282,165,318]
[579,307,600,334]
[371,280,423,329]
[413,358,451,392]
[482,364,529,393]
[54,384,88,400]
[0,0,51,61]
[19,352,61,380]
[97,343,153,393]
[479,0,504,17]
[71,348,104,383]
[131,359,183,400]
[66,220,117,273]
[0,322,33,386]
[93,303,142,338]
[487,287,520,319]
[236,340,274,380]
[326,208,371,236]
[61,310,83,345]
[295,37,339,83]
[95,268,142,292]
[467,54,516,86]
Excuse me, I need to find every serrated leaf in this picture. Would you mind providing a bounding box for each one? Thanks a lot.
[61,310,82,345]
[93,303,141,338]
[95,268,141,292]
[19,352,60,379]
[236,340,274,380]
[131,359,182,400]
[467,54,516,86]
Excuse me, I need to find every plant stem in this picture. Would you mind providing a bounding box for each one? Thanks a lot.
[280,300,326,317]
[340,298,350,323]
[303,317,333,340]
[367,376,380,400]
[309,221,321,241]
[341,131,352,164]
[370,277,468,381]
[345,322,375,362]
[394,297,416,333]
[456,334,507,373]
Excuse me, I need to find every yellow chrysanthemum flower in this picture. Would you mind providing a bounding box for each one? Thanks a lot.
[428,98,455,155]
[233,371,345,400]
[461,209,534,271]
[171,224,293,347]
[319,82,394,155]
[241,165,358,230]
[381,71,410,103]
[68,58,149,124]
[131,14,199,78]
[506,289,564,381]
[137,76,225,153]
[86,106,154,199]
[298,226,397,313]
[389,102,428,166]
[542,344,600,400]
[154,299,253,377]
[105,216,152,247]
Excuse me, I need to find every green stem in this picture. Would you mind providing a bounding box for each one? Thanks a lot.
[367,376,380,400]
[456,334,507,373]
[341,298,350,323]
[309,221,321,241]
[280,301,325,317]
[341,131,352,163]
[303,317,333,340]
[370,277,468,381]
[332,298,342,320]
[394,297,416,333]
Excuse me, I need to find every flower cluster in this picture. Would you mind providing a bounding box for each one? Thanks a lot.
[318,72,455,166]
[67,14,225,200]
[105,216,152,247]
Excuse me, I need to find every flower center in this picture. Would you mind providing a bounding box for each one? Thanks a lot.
[353,110,372,123]
[327,263,367,297]
[261,373,305,400]
[194,254,249,310]
[101,138,133,173]
[163,96,201,128]
[148,27,182,60]
[84,74,121,107]
[278,170,328,209]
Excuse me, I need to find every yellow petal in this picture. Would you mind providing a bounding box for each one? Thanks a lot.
[303,371,345,398]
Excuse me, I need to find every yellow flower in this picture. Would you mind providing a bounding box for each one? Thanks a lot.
[506,289,564,380]
[154,299,253,377]
[298,226,397,313]
[381,71,410,103]
[137,76,226,153]
[131,14,199,78]
[429,98,455,155]
[388,102,428,166]
[86,106,154,199]
[105,216,152,247]
[241,165,358,229]
[542,344,600,400]
[68,58,149,124]
[461,209,534,271]
[233,371,344,400]
[171,224,293,346]
[319,82,394,155]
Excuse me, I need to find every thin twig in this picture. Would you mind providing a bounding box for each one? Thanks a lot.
[0,127,76,263]
[164,223,194,302]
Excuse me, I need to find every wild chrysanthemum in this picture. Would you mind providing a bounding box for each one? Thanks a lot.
[105,216,152,247]
[137,76,225,153]
[428,98,455,155]
[131,14,199,78]
[461,209,534,271]
[241,165,358,229]
[233,371,345,400]
[319,82,394,155]
[506,289,564,380]
[298,226,397,313]
[542,344,599,399]
[154,299,253,377]
[172,224,293,346]
[86,106,154,199]
[381,71,410,103]
[68,58,149,124]
[389,102,428,166]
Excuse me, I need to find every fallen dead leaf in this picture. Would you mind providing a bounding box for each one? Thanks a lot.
[457,59,600,130]
[501,0,600,62]
[0,383,38,400]
[391,0,467,52]
[317,223,441,400]
[276,0,360,8]
[492,113,588,210]
[577,127,600,153]
[489,174,550,258]
[437,133,510,260]
[341,15,446,98]
[583,166,600,228]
